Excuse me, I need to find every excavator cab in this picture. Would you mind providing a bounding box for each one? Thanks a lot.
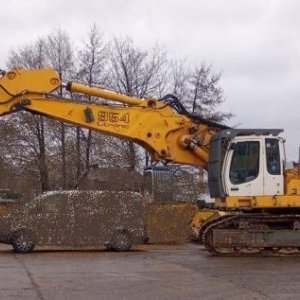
[208,129,285,199]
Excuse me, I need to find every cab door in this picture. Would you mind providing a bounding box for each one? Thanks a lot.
[223,138,264,196]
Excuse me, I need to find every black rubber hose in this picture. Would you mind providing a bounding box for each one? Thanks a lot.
[161,94,229,130]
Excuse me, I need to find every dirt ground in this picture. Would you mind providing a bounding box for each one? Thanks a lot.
[0,243,299,299]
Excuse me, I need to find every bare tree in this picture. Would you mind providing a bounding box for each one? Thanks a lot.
[188,64,232,122]
[76,25,110,177]
[8,38,47,69]
[169,59,189,100]
[109,37,167,171]
[7,39,51,191]
[46,29,74,189]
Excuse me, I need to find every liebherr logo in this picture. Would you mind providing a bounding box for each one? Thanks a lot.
[97,111,130,129]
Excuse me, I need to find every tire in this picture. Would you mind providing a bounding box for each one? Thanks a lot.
[11,230,35,254]
[110,230,132,252]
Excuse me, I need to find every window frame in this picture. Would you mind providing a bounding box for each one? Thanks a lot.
[229,140,260,185]
[265,138,281,175]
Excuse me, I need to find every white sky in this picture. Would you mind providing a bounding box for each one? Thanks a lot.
[1,0,300,159]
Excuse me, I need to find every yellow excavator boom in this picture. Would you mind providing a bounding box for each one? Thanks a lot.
[0,68,224,168]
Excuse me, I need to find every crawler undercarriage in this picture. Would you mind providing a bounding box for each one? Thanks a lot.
[201,213,300,256]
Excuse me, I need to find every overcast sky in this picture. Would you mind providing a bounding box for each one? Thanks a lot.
[1,0,300,159]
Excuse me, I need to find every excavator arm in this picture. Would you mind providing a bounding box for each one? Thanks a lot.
[0,68,227,168]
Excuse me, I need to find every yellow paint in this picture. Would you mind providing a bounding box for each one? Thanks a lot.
[216,194,300,209]
[68,82,146,107]
[190,209,226,239]
[0,69,60,102]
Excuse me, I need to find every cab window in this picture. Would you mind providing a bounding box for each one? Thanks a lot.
[230,141,260,184]
[266,139,281,175]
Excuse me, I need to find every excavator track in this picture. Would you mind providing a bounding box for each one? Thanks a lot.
[202,213,300,256]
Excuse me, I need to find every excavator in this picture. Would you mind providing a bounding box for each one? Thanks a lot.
[1,68,300,256]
